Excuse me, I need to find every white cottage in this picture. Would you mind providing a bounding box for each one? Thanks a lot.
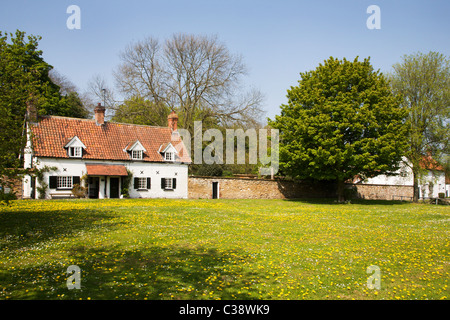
[359,156,446,199]
[23,104,191,199]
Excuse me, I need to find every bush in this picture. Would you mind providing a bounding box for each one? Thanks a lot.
[194,163,223,177]
[0,190,17,205]
[72,184,87,198]
[438,192,445,199]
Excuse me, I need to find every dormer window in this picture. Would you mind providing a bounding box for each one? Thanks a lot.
[164,152,173,161]
[132,150,143,160]
[125,140,146,161]
[159,142,178,162]
[64,136,86,159]
[69,146,82,158]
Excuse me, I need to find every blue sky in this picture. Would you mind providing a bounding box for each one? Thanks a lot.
[1,0,449,122]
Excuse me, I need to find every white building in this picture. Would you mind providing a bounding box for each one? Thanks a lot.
[23,104,191,199]
[446,174,450,198]
[359,157,446,199]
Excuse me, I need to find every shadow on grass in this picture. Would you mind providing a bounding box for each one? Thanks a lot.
[284,198,411,206]
[1,244,264,300]
[0,208,122,251]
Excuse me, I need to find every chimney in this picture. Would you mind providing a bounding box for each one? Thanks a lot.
[94,103,105,125]
[167,111,178,131]
[26,98,38,123]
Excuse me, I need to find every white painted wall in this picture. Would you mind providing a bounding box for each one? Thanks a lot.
[23,157,188,199]
[362,158,446,199]
[418,170,446,199]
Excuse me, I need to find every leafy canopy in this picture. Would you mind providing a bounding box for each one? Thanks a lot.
[0,30,87,184]
[269,57,408,194]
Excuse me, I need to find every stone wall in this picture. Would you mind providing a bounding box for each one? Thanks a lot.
[188,176,336,199]
[1,175,23,199]
[349,183,414,201]
[189,176,414,201]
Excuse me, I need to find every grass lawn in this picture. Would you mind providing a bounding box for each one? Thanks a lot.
[0,198,449,300]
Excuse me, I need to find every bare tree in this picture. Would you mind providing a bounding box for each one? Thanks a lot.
[49,69,78,95]
[85,74,118,119]
[114,33,265,133]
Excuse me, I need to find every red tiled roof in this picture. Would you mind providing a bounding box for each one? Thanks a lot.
[419,155,444,171]
[86,164,128,176]
[29,116,191,163]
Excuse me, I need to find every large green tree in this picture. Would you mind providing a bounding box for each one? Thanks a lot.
[389,51,450,201]
[269,57,409,201]
[0,30,88,187]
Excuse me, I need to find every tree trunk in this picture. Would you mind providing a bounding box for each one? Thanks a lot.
[337,178,345,203]
[413,168,420,202]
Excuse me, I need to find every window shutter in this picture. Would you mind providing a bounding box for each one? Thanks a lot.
[161,178,165,189]
[134,177,139,189]
[49,176,57,189]
[147,177,151,189]
[172,178,177,189]
[73,176,81,185]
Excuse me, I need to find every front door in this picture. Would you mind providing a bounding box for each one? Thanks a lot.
[110,177,120,199]
[88,177,99,199]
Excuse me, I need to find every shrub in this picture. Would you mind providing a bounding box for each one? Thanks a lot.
[0,190,17,205]
[72,184,87,198]
[195,163,223,177]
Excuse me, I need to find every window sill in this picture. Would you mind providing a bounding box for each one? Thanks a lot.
[136,189,149,191]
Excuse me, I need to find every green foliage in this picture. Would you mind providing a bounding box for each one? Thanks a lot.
[72,184,87,199]
[59,91,90,119]
[0,30,88,185]
[0,189,17,206]
[121,169,133,198]
[389,51,450,201]
[112,96,171,126]
[269,57,409,200]
[194,163,224,177]
[33,165,57,199]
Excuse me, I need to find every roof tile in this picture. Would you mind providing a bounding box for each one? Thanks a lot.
[30,116,191,163]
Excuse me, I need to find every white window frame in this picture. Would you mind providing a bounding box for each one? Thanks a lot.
[57,176,73,189]
[69,146,82,158]
[164,152,174,161]
[137,177,147,190]
[164,178,173,190]
[132,150,143,160]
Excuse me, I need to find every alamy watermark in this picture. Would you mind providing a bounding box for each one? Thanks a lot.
[176,121,279,175]
[66,5,81,30]
[366,265,381,290]
[66,265,81,290]
[366,5,381,30]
